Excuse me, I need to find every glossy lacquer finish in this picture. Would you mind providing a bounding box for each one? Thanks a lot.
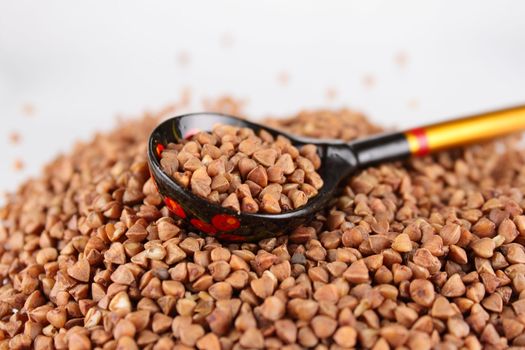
[149,105,525,242]
[149,113,367,242]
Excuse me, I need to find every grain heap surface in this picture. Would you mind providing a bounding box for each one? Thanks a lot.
[1,106,525,350]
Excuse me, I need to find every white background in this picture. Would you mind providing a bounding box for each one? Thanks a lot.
[1,0,525,198]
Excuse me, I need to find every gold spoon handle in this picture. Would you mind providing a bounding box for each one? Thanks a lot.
[404,105,525,156]
[352,105,525,167]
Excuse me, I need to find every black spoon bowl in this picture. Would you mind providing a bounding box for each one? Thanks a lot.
[148,106,525,242]
[148,113,409,242]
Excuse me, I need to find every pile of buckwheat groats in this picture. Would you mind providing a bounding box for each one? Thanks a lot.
[1,104,525,350]
[160,124,323,214]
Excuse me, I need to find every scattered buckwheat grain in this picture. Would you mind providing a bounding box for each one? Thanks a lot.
[0,99,524,349]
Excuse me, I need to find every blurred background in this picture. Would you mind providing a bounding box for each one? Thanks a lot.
[1,0,525,197]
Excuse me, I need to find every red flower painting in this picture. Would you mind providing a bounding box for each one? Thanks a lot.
[164,197,186,218]
[190,218,217,235]
[211,214,240,231]
[155,143,165,158]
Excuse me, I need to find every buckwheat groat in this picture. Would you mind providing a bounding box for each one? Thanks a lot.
[160,124,323,214]
[1,103,525,349]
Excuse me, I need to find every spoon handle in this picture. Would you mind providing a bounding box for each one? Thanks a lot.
[351,105,525,167]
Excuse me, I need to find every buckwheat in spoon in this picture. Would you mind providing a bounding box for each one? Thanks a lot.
[148,106,525,242]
